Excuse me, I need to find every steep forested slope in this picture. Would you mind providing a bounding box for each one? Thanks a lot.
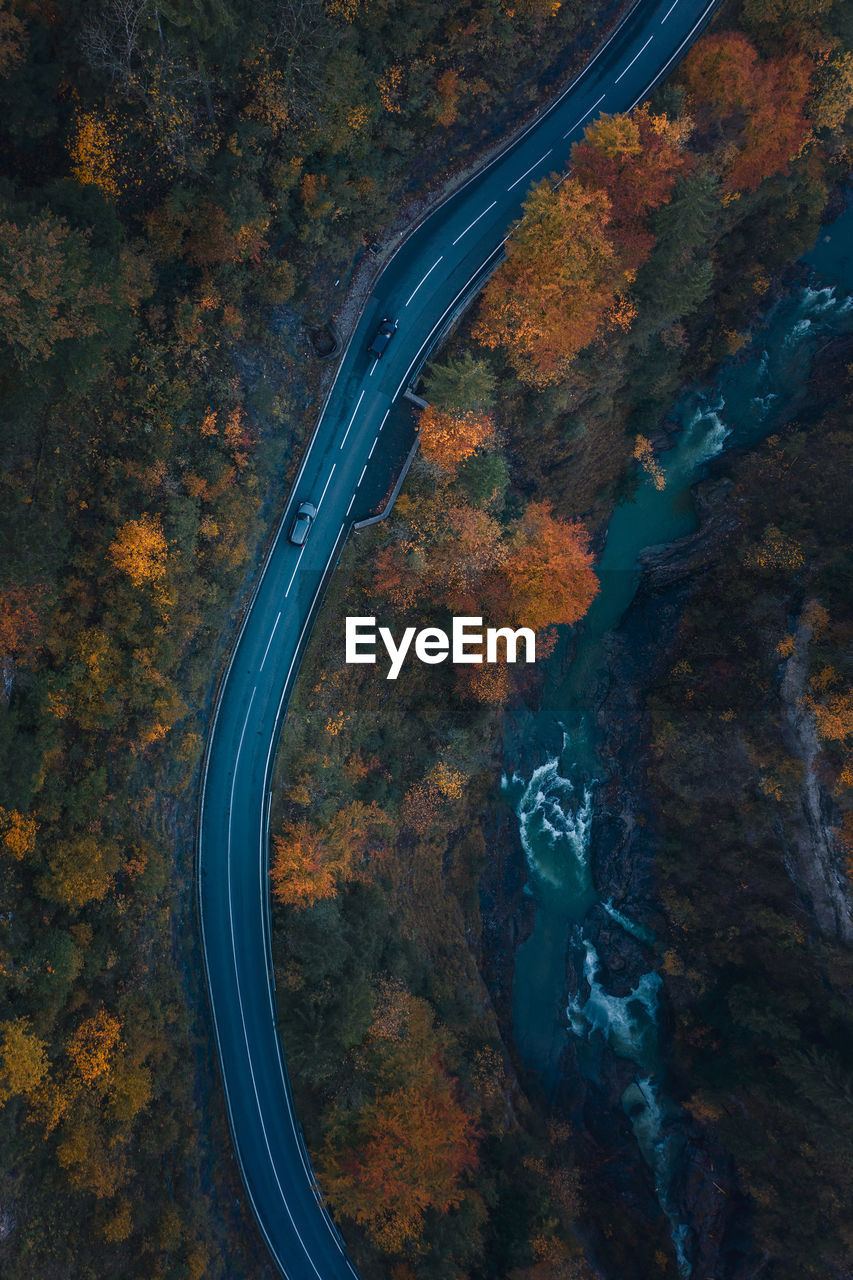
[0,1,620,1275]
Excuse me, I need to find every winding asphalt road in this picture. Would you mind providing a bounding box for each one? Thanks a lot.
[197,1,720,1274]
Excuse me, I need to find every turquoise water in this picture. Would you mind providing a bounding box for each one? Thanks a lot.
[504,194,853,1273]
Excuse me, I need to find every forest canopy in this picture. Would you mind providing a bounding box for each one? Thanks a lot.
[1,0,852,1276]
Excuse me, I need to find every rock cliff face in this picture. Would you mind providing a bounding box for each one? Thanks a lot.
[591,479,738,909]
[479,463,853,1278]
[476,477,748,1278]
[580,478,743,1280]
[479,801,535,1037]
[778,606,853,944]
[585,481,739,1003]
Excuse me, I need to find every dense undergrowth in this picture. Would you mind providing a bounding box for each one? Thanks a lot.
[648,351,853,1279]
[0,0,625,1275]
[267,0,853,1276]
[1,0,852,1276]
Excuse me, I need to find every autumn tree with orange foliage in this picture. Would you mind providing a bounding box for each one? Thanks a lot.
[68,1008,122,1086]
[571,106,693,271]
[809,689,853,744]
[318,984,479,1253]
[474,177,634,386]
[417,404,495,473]
[271,801,390,907]
[71,109,121,197]
[108,513,169,586]
[271,820,340,907]
[321,1078,478,1251]
[401,761,467,834]
[486,501,598,631]
[0,583,42,667]
[0,1019,49,1104]
[0,807,37,860]
[432,68,462,127]
[23,1000,151,1205]
[0,214,106,365]
[679,31,812,192]
[372,483,505,611]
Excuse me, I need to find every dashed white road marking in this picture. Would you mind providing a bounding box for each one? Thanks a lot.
[284,545,306,598]
[508,149,553,192]
[563,93,606,139]
[340,388,365,450]
[661,0,680,21]
[452,200,498,246]
[225,688,326,1280]
[357,464,367,488]
[317,463,335,510]
[256,520,356,1268]
[259,613,280,672]
[616,34,653,82]
[405,256,443,307]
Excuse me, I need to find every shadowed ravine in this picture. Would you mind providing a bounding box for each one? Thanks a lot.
[503,195,853,1275]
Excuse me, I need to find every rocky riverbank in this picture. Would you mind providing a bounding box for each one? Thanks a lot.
[583,477,744,1278]
[478,473,755,1278]
[492,327,853,1280]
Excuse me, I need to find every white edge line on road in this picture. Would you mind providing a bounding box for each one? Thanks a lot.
[346,492,356,517]
[317,462,336,510]
[359,0,652,279]
[384,2,707,407]
[507,148,553,192]
[631,0,719,111]
[368,435,378,460]
[259,612,281,673]
[357,465,367,488]
[452,200,498,246]
[284,545,306,598]
[259,522,352,1257]
[339,388,365,450]
[197,2,723,1274]
[615,33,653,82]
[661,0,679,20]
[225,685,325,1280]
[254,0,678,582]
[563,92,606,139]
[393,232,510,401]
[405,255,443,307]
[256,519,348,1228]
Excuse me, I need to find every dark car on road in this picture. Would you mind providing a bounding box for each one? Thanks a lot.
[367,317,397,359]
[288,501,317,546]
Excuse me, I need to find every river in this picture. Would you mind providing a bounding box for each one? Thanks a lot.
[500,193,853,1274]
